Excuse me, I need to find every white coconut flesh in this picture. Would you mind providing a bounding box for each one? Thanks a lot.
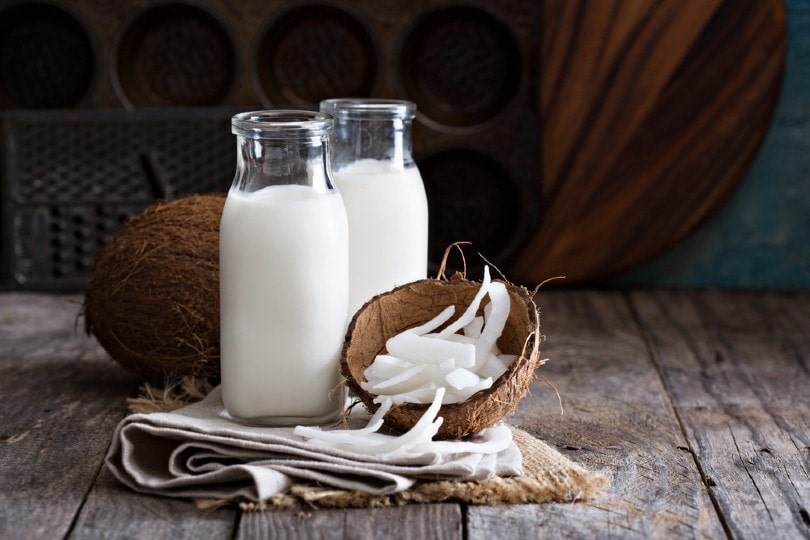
[293,387,514,455]
[293,266,519,451]
[360,266,515,405]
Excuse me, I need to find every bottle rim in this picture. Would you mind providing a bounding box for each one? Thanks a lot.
[319,98,416,120]
[232,110,332,139]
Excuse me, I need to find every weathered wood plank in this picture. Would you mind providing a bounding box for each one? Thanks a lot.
[238,504,461,540]
[69,466,235,539]
[0,293,237,539]
[0,294,139,539]
[630,290,810,539]
[0,293,87,355]
[467,290,725,538]
[3,291,808,538]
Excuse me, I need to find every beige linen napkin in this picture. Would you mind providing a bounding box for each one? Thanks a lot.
[105,386,522,502]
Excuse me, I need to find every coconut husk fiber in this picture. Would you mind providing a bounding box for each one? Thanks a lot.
[341,273,543,439]
[83,194,224,385]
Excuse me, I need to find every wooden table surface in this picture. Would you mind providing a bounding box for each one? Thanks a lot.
[1,290,808,539]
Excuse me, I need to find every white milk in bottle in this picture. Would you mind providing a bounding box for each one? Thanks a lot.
[320,99,428,316]
[219,111,348,425]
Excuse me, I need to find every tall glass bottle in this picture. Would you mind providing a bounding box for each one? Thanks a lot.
[219,110,348,426]
[319,99,428,316]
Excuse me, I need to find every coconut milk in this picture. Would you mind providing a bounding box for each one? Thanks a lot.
[219,184,348,424]
[333,159,428,314]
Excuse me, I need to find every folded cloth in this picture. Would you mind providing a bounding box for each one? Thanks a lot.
[105,386,522,502]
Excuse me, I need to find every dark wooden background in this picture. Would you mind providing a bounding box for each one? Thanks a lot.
[3,0,804,291]
[613,0,810,290]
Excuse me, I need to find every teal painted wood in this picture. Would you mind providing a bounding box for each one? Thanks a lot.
[612,0,810,289]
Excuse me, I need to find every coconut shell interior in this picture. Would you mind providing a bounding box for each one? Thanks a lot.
[340,276,541,439]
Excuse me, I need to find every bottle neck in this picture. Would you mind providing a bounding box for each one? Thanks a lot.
[319,99,417,173]
[331,117,414,172]
[233,136,332,193]
[231,110,335,193]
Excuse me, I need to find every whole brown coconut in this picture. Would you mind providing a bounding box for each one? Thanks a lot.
[341,274,543,439]
[83,194,225,384]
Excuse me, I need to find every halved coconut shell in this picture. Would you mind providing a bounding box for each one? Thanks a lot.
[340,274,542,439]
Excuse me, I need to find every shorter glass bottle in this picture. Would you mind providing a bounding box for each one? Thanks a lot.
[320,98,429,316]
[219,110,348,426]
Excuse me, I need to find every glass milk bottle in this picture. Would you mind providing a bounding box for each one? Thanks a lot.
[319,99,429,316]
[219,111,348,426]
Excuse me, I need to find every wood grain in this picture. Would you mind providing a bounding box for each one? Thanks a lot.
[467,291,725,538]
[0,294,139,539]
[630,290,810,538]
[3,291,808,537]
[0,294,236,539]
[70,467,236,539]
[238,504,462,540]
[512,0,786,285]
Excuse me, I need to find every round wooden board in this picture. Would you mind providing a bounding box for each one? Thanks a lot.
[511,0,786,285]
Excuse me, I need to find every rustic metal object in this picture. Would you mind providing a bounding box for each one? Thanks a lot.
[113,4,235,108]
[1,0,783,289]
[0,109,235,290]
[0,3,94,108]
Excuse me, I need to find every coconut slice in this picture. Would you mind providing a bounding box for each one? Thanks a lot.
[340,273,542,439]
[463,316,484,339]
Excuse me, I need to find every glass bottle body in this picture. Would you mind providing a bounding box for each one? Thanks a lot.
[320,99,429,316]
[219,111,348,426]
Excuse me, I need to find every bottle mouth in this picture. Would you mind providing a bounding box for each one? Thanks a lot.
[319,98,416,120]
[232,110,332,139]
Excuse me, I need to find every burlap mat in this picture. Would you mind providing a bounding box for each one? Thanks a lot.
[129,380,607,511]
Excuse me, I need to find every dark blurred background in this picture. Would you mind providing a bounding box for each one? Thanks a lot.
[0,0,806,291]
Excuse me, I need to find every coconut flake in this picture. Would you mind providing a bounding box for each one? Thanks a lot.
[296,388,516,457]
[474,282,510,367]
[436,266,491,338]
[411,424,513,455]
[463,316,484,339]
[362,363,425,392]
[319,388,446,454]
[293,390,446,455]
[364,365,451,396]
[444,367,482,390]
[360,266,518,406]
[366,388,445,453]
[365,396,393,429]
[436,333,477,345]
[438,358,456,372]
[386,332,475,367]
[477,353,513,380]
[443,376,493,404]
[408,305,456,335]
[376,383,441,405]
[292,397,391,442]
[363,355,415,381]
